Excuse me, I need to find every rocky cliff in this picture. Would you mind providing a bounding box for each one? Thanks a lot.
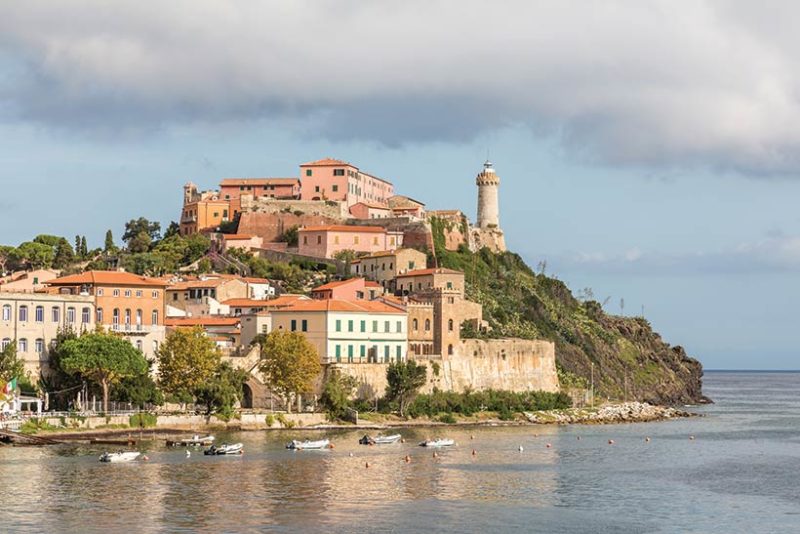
[430,221,708,405]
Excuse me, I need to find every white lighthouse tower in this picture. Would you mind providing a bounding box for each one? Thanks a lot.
[472,160,506,252]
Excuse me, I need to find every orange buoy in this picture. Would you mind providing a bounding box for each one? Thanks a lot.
[404,455,411,463]
[329,443,335,449]
[608,439,615,445]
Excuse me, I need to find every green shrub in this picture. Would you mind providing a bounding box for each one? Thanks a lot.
[406,389,571,418]
[129,413,157,428]
[275,413,296,429]
[437,413,457,424]
[265,414,275,427]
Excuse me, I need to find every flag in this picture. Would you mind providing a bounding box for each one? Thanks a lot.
[4,378,16,394]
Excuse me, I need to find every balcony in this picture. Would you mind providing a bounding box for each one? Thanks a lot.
[108,324,165,336]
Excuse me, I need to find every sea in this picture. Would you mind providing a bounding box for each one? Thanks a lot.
[1,370,799,533]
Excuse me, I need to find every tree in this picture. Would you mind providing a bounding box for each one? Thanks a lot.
[385,360,428,417]
[279,226,300,247]
[123,217,161,244]
[53,238,75,268]
[0,341,25,383]
[59,332,149,413]
[80,236,88,257]
[196,258,212,273]
[110,364,164,409]
[163,221,181,240]
[320,370,357,420]
[128,231,152,254]
[258,331,321,412]
[15,242,55,269]
[157,326,222,401]
[104,230,115,252]
[75,235,82,258]
[194,362,248,417]
[0,245,18,274]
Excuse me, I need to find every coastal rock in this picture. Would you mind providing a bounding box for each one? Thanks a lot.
[523,402,694,425]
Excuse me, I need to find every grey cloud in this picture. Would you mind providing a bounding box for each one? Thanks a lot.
[4,1,800,174]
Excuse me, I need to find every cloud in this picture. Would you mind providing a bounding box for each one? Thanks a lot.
[4,1,800,174]
[549,235,800,275]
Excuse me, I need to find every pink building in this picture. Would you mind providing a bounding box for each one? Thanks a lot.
[297,225,404,259]
[299,158,394,207]
[311,277,382,301]
[221,234,264,253]
[349,202,392,220]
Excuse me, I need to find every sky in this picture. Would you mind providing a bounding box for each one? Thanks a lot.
[2,1,800,369]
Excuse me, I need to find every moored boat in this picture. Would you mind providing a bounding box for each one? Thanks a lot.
[99,451,141,463]
[419,438,455,448]
[204,443,244,455]
[167,434,215,447]
[286,438,330,450]
[359,434,402,445]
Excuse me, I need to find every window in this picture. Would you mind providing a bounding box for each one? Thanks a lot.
[396,345,402,361]
[1,305,10,321]
[1,338,10,350]
[335,319,341,332]
[136,309,143,326]
[390,237,396,246]
[448,319,454,332]
[18,338,27,352]
[306,169,312,177]
[360,345,366,360]
[97,308,103,323]
[35,338,44,354]
[223,209,229,219]
[353,236,359,245]
[384,345,390,362]
[372,320,377,332]
[301,319,308,332]
[317,235,322,245]
[113,308,120,325]
[447,282,453,289]
[134,290,142,298]
[303,236,308,245]
[397,321,402,333]
[113,289,120,297]
[315,185,320,192]
[335,344,341,362]
[333,169,345,176]
[360,320,366,333]
[19,305,28,322]
[425,319,431,331]
[384,321,390,333]
[412,318,418,330]
[173,293,178,301]
[97,288,104,296]
[448,344,454,355]
[124,309,131,325]
[373,237,378,245]
[51,307,60,323]
[135,340,143,351]
[409,261,415,269]
[125,290,131,297]
[152,310,159,324]
[35,306,44,322]
[153,340,159,353]
[348,320,353,332]
[152,290,159,298]
[82,307,91,324]
[348,345,353,362]
[291,319,297,331]
[332,185,338,192]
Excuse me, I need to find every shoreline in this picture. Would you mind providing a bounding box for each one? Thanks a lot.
[4,402,699,442]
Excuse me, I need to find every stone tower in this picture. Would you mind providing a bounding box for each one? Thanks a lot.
[471,161,506,252]
[183,182,199,205]
[476,160,500,228]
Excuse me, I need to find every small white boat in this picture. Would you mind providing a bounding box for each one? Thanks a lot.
[419,438,455,448]
[359,434,402,445]
[167,434,215,447]
[204,443,244,455]
[286,438,330,450]
[99,451,141,463]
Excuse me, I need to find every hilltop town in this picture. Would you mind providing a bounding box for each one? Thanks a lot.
[0,157,705,419]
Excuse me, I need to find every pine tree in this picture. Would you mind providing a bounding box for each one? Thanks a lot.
[80,236,88,257]
[74,235,82,258]
[104,230,114,252]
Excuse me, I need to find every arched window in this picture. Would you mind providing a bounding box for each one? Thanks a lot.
[447,344,454,356]
[35,306,44,322]
[51,306,60,323]
[1,305,10,321]
[135,340,143,351]
[448,319,454,332]
[412,318,418,330]
[1,338,10,350]
[35,338,44,354]
[151,310,159,325]
[424,319,431,331]
[112,308,120,325]
[97,308,103,323]
[153,340,159,353]
[19,305,28,322]
[82,307,91,324]
[18,338,27,352]
[124,309,131,325]
[66,307,75,323]
[136,309,142,326]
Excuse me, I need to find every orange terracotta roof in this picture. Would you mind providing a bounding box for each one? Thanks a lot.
[220,178,299,186]
[242,277,271,284]
[300,225,386,233]
[48,271,168,287]
[312,278,364,291]
[165,317,241,327]
[397,268,463,277]
[365,280,382,288]
[301,158,351,167]
[273,299,404,314]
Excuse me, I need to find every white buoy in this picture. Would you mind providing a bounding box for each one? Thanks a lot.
[518,445,524,452]
[186,450,191,457]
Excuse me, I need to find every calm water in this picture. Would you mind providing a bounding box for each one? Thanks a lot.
[2,371,800,533]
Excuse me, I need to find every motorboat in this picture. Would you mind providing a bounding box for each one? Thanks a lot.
[204,443,244,455]
[167,434,215,447]
[99,451,141,463]
[419,438,455,448]
[286,438,330,450]
[359,434,402,445]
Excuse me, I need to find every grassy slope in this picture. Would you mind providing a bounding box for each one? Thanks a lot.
[430,219,707,405]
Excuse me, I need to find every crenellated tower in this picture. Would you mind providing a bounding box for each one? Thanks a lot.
[472,160,506,252]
